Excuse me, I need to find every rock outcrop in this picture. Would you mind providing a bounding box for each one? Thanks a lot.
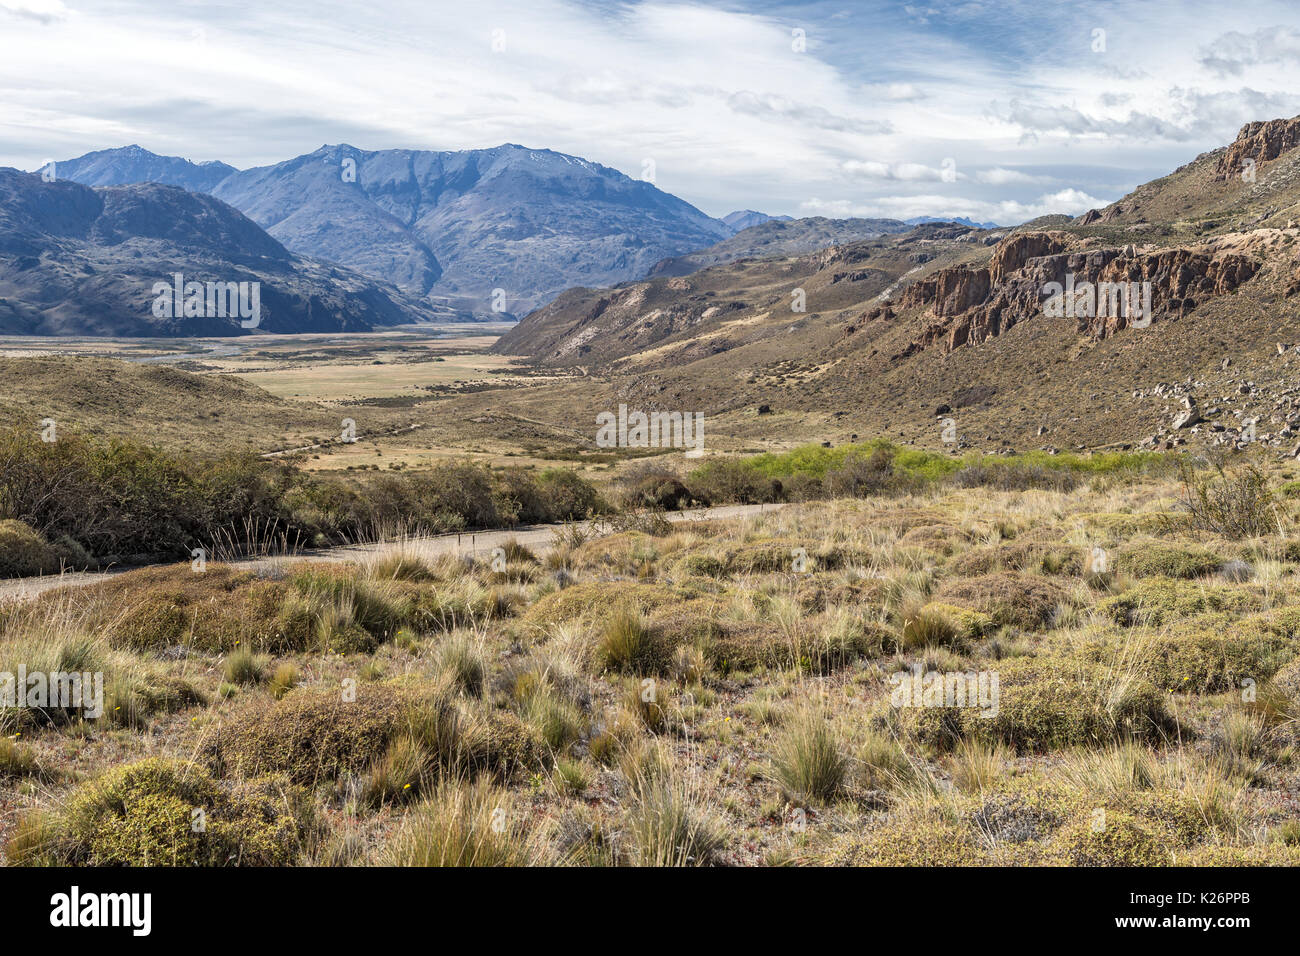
[860,232,1260,357]
[1215,117,1300,181]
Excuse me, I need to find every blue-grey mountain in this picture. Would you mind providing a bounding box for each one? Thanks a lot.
[53,145,237,193]
[0,168,446,336]
[54,144,734,315]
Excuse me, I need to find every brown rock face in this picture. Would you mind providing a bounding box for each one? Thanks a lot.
[1215,116,1300,181]
[886,232,1259,356]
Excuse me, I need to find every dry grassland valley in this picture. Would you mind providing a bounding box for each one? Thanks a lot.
[5,6,1300,923]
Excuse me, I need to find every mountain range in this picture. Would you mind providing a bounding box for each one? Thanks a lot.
[47,145,1004,319]
[0,168,446,336]
[49,143,734,315]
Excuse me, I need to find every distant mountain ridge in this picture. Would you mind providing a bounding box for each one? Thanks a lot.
[53,145,237,193]
[904,215,1001,229]
[0,168,447,336]
[721,210,793,230]
[51,143,735,315]
[648,216,911,278]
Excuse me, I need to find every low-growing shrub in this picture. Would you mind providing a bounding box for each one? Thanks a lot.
[8,758,313,866]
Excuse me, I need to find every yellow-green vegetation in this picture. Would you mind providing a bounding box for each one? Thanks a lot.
[3,463,1300,867]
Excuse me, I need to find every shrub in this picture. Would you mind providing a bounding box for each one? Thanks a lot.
[7,758,313,866]
[688,459,781,504]
[534,469,603,521]
[1116,540,1223,579]
[823,447,896,498]
[934,572,1067,630]
[1176,462,1277,539]
[1052,810,1170,866]
[623,469,697,511]
[1141,616,1294,694]
[104,672,205,730]
[0,519,61,577]
[1098,579,1256,627]
[206,686,410,785]
[522,582,679,627]
[901,658,1176,754]
[830,815,992,866]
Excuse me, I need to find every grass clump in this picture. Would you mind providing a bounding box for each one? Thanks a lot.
[621,743,725,866]
[596,605,663,675]
[768,710,847,805]
[222,648,265,685]
[381,778,542,866]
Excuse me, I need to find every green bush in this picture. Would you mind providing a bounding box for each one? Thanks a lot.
[1116,540,1223,579]
[7,758,313,866]
[1052,810,1170,866]
[1098,579,1256,627]
[901,658,1176,754]
[934,572,1067,630]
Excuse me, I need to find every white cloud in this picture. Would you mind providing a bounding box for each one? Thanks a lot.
[800,187,1106,226]
[842,159,955,181]
[975,167,1052,185]
[0,0,69,22]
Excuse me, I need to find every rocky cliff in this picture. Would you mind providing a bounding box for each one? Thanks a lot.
[1215,117,1300,181]
[859,232,1261,356]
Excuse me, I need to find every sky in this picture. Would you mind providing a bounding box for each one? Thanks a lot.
[3,0,1300,224]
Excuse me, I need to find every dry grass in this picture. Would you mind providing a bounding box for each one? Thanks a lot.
[4,466,1300,867]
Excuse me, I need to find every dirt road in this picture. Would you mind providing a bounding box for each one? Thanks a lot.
[0,503,784,604]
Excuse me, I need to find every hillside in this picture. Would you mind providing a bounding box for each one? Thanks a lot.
[494,117,1300,456]
[0,356,344,452]
[492,220,992,367]
[0,169,450,336]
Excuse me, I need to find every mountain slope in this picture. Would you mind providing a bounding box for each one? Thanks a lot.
[0,169,445,336]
